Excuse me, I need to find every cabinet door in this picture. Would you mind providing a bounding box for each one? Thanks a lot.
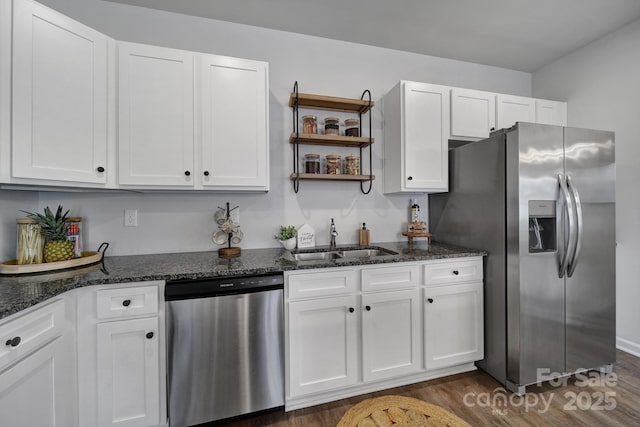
[118,42,194,186]
[288,295,358,397]
[361,289,421,381]
[535,99,567,126]
[496,94,535,130]
[402,82,449,192]
[12,0,109,184]
[450,88,496,139]
[201,55,268,190]
[97,317,160,427]
[425,282,483,370]
[0,337,76,427]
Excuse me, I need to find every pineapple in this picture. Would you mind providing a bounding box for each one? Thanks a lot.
[24,205,75,262]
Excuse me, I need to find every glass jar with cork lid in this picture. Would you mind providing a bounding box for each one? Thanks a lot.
[325,154,341,175]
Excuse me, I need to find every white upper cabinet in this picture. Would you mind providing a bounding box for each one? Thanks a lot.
[200,55,268,190]
[11,0,111,185]
[383,81,450,194]
[535,99,567,126]
[450,88,496,139]
[496,94,535,130]
[117,42,195,187]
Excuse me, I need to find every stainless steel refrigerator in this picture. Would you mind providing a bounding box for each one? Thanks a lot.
[430,122,615,394]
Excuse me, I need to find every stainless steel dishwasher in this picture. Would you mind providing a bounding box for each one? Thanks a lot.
[165,273,284,427]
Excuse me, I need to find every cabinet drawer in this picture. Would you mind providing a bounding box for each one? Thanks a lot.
[424,259,482,286]
[0,299,64,371]
[361,264,420,292]
[96,284,159,320]
[287,269,357,300]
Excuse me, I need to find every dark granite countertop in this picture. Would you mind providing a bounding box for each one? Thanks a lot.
[0,241,485,320]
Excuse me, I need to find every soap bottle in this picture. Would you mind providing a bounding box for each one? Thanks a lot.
[359,223,370,246]
[410,199,421,222]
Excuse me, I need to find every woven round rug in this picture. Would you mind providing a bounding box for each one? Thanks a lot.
[336,395,470,427]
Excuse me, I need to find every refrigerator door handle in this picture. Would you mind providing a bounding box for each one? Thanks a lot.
[566,175,583,277]
[558,174,575,278]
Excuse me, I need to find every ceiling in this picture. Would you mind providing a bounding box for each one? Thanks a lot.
[104,0,640,72]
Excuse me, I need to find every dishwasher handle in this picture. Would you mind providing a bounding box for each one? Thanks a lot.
[165,273,284,301]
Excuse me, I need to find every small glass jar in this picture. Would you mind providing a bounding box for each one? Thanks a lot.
[16,219,43,265]
[344,118,360,137]
[66,217,83,258]
[345,155,360,175]
[302,115,317,134]
[326,154,341,175]
[303,153,321,174]
[323,117,340,136]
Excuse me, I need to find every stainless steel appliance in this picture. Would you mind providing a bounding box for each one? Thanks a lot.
[431,122,615,394]
[165,273,284,426]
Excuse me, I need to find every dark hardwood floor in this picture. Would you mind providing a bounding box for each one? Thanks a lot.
[223,350,640,426]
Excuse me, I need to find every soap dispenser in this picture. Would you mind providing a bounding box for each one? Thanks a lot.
[359,223,370,246]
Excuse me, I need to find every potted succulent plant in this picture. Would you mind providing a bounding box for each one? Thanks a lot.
[275,225,297,250]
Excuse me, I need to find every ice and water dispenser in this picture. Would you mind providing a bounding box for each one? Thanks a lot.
[528,200,556,253]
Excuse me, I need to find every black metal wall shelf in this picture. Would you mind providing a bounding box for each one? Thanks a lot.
[290,81,374,194]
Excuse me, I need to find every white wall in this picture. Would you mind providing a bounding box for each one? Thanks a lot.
[24,0,530,257]
[533,18,640,355]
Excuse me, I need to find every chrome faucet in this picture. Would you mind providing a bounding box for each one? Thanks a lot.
[329,218,338,250]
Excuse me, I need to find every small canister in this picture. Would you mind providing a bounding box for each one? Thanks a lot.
[66,217,83,258]
[326,154,341,175]
[323,117,340,136]
[344,118,360,137]
[345,155,360,175]
[303,153,321,174]
[16,219,43,265]
[302,115,317,134]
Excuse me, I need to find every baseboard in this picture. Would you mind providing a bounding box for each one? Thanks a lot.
[616,336,640,357]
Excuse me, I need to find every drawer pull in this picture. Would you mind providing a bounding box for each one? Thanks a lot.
[122,299,132,307]
[453,270,459,275]
[146,332,154,339]
[5,336,21,347]
[349,307,355,313]
[96,166,105,173]
[365,305,371,311]
[427,298,434,303]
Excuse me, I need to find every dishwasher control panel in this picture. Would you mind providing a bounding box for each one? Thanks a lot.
[165,273,284,300]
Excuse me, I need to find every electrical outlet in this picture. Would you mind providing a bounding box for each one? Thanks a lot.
[124,209,138,227]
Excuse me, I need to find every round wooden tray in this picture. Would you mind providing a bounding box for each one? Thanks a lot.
[0,243,109,276]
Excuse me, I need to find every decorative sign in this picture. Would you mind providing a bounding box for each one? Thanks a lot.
[297,223,315,249]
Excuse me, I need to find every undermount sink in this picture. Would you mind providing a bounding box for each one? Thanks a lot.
[291,247,397,261]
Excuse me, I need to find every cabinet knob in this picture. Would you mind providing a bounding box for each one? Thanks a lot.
[204,171,210,176]
[407,176,413,181]
[96,166,105,173]
[5,336,21,347]
[122,299,131,307]
[349,307,355,313]
[184,171,191,176]
[365,305,371,311]
[453,270,459,275]
[427,298,434,303]
[490,127,495,131]
[146,332,154,339]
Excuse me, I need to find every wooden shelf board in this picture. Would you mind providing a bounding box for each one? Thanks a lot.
[289,173,375,182]
[289,92,374,114]
[289,133,374,148]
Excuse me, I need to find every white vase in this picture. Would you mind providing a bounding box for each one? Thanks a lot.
[280,237,297,250]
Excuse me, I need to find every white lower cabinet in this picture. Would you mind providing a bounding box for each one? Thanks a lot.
[424,282,484,370]
[77,281,166,427]
[286,258,483,410]
[288,295,359,396]
[97,317,160,427]
[0,298,76,427]
[361,288,421,381]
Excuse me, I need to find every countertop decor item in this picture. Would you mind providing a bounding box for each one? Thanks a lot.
[22,205,75,262]
[296,223,315,249]
[214,203,242,257]
[336,395,471,427]
[0,242,109,276]
[275,225,297,250]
